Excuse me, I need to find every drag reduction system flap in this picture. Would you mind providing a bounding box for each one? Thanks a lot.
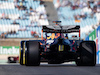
[42,25,80,33]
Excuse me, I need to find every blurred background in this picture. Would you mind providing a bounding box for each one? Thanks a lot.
[0,0,100,64]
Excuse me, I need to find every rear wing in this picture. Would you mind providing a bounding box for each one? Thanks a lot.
[42,25,80,33]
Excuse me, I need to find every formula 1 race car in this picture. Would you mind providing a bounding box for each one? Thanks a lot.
[19,21,96,66]
[8,56,19,63]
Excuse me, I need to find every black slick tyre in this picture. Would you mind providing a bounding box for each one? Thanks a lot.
[76,41,96,66]
[25,41,40,66]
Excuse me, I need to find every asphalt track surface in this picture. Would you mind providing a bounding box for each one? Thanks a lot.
[0,63,100,75]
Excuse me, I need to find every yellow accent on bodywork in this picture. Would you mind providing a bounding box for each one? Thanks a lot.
[47,33,55,40]
[59,45,64,51]
[23,42,25,65]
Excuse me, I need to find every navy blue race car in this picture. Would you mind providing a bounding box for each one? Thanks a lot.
[19,21,96,66]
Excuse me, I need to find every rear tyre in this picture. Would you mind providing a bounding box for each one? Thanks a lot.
[19,41,25,65]
[25,41,40,66]
[76,41,96,66]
